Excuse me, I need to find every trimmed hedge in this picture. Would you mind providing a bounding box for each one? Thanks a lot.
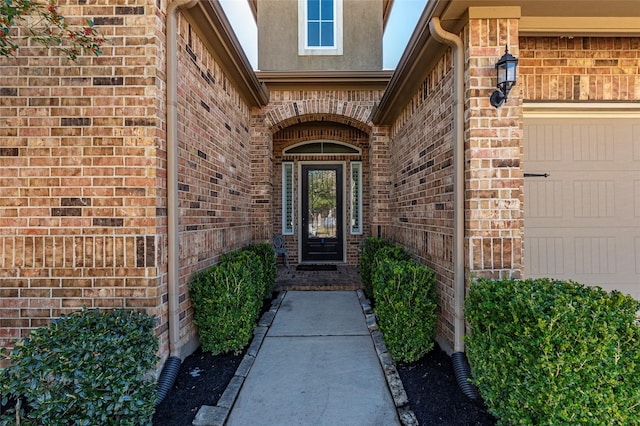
[244,242,277,298]
[359,237,389,300]
[220,249,266,310]
[372,257,438,363]
[0,309,158,426]
[466,278,640,425]
[190,251,261,355]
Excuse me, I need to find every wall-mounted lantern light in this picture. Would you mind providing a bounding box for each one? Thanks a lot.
[490,46,518,108]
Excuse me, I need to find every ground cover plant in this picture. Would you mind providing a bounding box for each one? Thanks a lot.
[466,277,640,425]
[0,308,158,426]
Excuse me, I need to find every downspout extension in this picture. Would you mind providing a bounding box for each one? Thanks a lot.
[157,0,200,406]
[428,17,479,400]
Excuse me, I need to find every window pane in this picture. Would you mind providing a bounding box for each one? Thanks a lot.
[320,0,333,20]
[321,22,334,46]
[308,22,320,46]
[308,0,320,20]
[307,170,337,239]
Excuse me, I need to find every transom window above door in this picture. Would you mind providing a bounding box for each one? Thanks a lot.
[298,0,343,56]
[284,141,360,155]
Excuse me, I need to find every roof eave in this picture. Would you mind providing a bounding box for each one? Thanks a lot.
[185,1,269,107]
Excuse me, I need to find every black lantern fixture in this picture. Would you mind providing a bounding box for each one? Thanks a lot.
[490,45,518,108]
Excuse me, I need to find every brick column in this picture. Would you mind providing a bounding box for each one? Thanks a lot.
[465,8,523,280]
[250,109,273,241]
[368,125,391,238]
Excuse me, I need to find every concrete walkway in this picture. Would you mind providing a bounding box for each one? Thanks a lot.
[193,290,414,426]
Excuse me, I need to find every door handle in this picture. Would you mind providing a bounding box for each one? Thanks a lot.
[524,173,550,178]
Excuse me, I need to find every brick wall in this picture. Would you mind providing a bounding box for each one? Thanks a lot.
[259,89,384,265]
[464,17,523,283]
[384,49,458,347]
[520,36,640,101]
[385,16,526,351]
[272,124,371,265]
[172,15,257,355]
[0,1,165,351]
[0,3,259,363]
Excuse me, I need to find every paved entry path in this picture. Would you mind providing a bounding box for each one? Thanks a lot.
[225,291,400,426]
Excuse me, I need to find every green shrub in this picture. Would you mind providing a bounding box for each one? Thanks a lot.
[359,237,389,299]
[0,308,158,426]
[466,278,640,425]
[244,242,277,298]
[372,259,438,362]
[190,252,261,355]
[220,249,265,308]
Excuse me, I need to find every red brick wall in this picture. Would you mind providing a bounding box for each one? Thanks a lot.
[464,17,523,283]
[520,36,640,101]
[0,2,165,351]
[172,15,257,354]
[0,4,259,363]
[272,124,371,265]
[384,49,458,347]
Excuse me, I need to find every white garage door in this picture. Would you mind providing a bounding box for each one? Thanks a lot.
[524,116,640,299]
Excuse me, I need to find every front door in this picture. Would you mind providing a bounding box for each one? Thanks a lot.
[301,164,343,262]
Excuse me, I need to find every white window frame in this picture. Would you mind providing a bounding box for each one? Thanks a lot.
[282,162,295,235]
[298,0,343,56]
[350,161,362,235]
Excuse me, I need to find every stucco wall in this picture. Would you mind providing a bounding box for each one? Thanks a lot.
[257,0,383,71]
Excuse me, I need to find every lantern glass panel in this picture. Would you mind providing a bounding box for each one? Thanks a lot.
[506,61,516,82]
[497,62,507,85]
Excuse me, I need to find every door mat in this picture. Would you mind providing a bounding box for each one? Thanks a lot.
[296,264,338,271]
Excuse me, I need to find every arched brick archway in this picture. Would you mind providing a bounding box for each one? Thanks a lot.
[263,101,375,135]
[270,117,370,266]
[250,92,390,254]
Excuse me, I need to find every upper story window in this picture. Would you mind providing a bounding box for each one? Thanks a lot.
[298,0,343,56]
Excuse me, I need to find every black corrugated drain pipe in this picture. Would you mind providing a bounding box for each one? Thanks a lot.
[156,356,182,406]
[451,352,480,400]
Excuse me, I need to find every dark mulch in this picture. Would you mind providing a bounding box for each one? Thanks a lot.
[396,342,496,425]
[153,340,496,426]
[152,348,243,426]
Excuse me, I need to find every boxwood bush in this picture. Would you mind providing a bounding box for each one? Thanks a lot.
[466,277,640,425]
[0,308,158,426]
[372,258,438,362]
[359,237,390,300]
[190,250,262,355]
[220,249,266,310]
[244,242,277,298]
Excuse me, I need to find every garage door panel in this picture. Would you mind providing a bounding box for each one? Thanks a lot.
[524,117,639,298]
[525,231,638,293]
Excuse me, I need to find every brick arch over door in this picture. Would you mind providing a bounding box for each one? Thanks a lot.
[264,105,374,134]
[272,120,371,266]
